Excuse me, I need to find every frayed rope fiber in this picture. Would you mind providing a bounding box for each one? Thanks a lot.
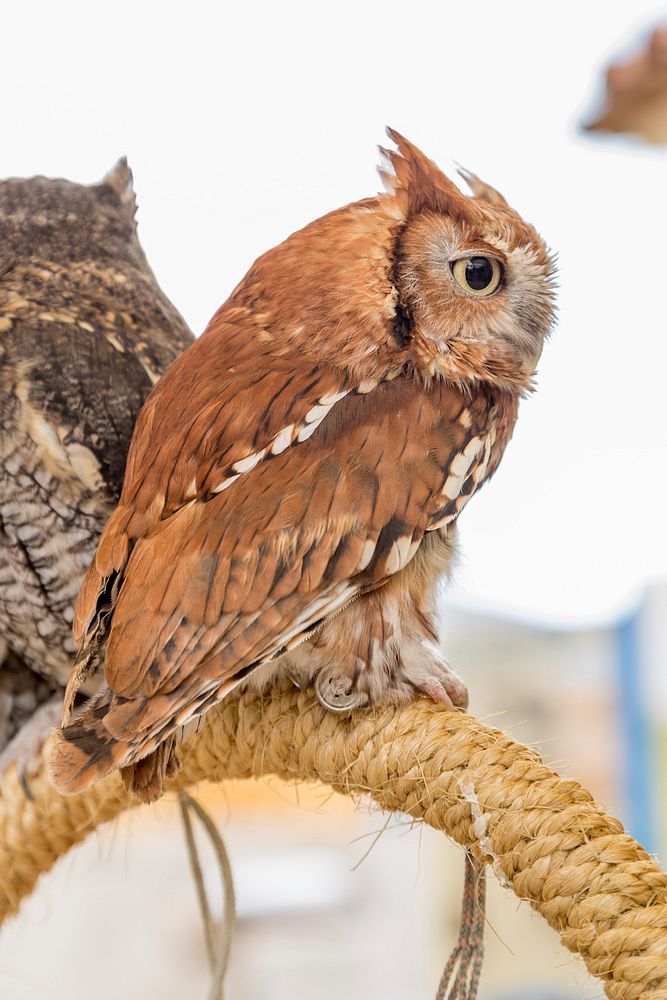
[1,681,666,999]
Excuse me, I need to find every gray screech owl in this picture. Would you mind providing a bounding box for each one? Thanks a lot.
[0,160,192,760]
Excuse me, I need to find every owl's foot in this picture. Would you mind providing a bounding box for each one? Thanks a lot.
[285,609,381,713]
[285,588,469,714]
[0,695,62,798]
[397,639,469,709]
[312,642,468,714]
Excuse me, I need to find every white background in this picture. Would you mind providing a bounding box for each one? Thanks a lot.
[3,0,667,625]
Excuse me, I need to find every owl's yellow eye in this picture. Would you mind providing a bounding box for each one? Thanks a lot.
[451,256,502,297]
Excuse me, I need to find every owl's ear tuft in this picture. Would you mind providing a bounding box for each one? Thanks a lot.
[379,128,472,220]
[94,157,137,218]
[456,165,508,207]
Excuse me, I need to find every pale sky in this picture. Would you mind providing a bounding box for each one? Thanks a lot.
[4,0,667,625]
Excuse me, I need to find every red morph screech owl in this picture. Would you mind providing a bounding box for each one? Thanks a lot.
[49,130,557,802]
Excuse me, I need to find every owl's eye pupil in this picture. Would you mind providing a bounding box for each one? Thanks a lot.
[465,257,494,291]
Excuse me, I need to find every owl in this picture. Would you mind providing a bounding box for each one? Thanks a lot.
[0,161,192,769]
[50,131,556,802]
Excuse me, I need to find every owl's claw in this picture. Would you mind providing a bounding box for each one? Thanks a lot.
[415,675,469,710]
[402,643,469,710]
[315,672,369,713]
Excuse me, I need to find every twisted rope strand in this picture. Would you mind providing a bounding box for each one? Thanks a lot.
[178,790,236,1000]
[1,683,666,999]
[437,852,486,1000]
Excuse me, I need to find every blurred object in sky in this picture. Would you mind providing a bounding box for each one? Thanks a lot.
[585,24,667,141]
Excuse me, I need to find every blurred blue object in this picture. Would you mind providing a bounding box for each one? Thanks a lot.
[616,611,656,855]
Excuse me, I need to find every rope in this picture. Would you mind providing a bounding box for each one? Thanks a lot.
[1,681,666,999]
[178,790,236,1000]
[437,852,486,1000]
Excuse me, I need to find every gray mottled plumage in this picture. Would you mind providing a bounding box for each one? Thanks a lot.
[0,160,193,750]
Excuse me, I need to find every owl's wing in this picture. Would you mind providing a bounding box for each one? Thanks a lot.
[52,375,504,791]
[2,276,192,507]
[0,281,192,693]
[71,313,370,651]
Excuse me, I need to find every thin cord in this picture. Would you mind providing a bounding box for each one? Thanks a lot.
[179,790,236,1000]
[436,851,486,1000]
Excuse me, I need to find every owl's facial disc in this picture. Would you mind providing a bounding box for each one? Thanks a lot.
[394,208,555,384]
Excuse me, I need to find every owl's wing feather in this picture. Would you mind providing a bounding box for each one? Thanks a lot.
[71,313,355,649]
[52,376,499,791]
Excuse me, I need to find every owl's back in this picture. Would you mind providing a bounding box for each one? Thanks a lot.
[0,162,193,723]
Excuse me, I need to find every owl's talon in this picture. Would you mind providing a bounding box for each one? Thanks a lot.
[414,678,460,710]
[413,669,469,710]
[315,673,369,713]
[399,642,469,710]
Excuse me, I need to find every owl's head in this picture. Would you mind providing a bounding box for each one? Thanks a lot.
[383,129,556,390]
[0,159,149,271]
[238,129,556,394]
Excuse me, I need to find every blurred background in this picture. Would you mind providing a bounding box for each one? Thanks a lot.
[1,1,667,997]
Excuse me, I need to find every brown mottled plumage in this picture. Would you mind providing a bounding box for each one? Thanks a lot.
[0,161,192,765]
[50,131,556,802]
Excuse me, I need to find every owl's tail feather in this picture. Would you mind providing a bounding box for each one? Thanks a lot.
[120,736,179,803]
[48,687,178,804]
